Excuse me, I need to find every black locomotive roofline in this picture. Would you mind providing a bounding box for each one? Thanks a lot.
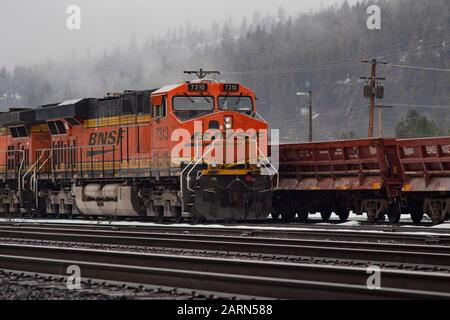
[0,89,159,126]
[35,98,91,121]
[37,89,157,121]
[0,108,39,127]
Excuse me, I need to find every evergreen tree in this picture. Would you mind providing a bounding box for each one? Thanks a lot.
[395,110,444,138]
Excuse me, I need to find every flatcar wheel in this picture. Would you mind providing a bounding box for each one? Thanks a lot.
[367,212,377,224]
[387,203,401,224]
[430,211,445,225]
[431,215,444,225]
[387,212,400,224]
[411,211,424,224]
[320,211,332,222]
[337,211,350,222]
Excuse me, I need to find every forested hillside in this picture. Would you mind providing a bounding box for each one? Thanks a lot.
[0,0,449,141]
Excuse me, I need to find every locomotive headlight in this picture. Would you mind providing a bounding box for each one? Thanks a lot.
[224,116,233,129]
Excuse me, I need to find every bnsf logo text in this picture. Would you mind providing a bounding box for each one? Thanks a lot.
[88,129,124,146]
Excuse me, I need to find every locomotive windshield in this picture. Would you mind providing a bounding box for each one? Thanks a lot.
[172,95,214,121]
[173,95,214,111]
[218,96,253,112]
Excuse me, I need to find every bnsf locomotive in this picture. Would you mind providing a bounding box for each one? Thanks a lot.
[0,71,274,222]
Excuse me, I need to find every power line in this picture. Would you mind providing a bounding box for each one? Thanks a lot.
[222,61,360,75]
[222,35,450,76]
[384,103,450,109]
[386,64,450,73]
[376,36,449,60]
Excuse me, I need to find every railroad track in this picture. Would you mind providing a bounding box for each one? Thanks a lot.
[1,217,449,233]
[0,221,449,299]
[0,243,449,299]
[1,221,450,245]
[0,224,449,267]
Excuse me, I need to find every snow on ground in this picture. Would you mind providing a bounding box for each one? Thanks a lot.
[0,212,449,236]
[431,222,450,229]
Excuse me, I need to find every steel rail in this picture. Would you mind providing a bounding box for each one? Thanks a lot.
[0,228,449,267]
[0,244,449,299]
[3,219,450,233]
[1,221,450,244]
[0,225,449,254]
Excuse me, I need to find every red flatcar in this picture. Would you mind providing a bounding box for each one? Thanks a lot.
[397,137,450,224]
[275,138,404,223]
[276,137,450,224]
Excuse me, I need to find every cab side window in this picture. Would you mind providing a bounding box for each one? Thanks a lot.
[153,96,167,118]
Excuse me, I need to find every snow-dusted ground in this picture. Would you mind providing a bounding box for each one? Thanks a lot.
[0,212,449,235]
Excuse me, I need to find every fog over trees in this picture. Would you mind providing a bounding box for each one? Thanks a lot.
[0,0,449,141]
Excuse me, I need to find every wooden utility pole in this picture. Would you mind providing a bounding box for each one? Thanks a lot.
[308,90,313,142]
[378,102,383,137]
[368,61,376,137]
[361,59,386,138]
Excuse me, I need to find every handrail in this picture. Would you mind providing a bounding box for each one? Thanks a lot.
[31,152,52,191]
[35,144,116,152]
[30,150,52,208]
[0,149,25,205]
[180,138,216,212]
[22,149,49,191]
[186,139,219,192]
[253,139,279,189]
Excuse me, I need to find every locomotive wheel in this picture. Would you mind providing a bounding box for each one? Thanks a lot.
[192,214,201,224]
[174,214,183,223]
[153,206,164,223]
[320,211,332,222]
[281,207,295,222]
[297,211,309,223]
[271,212,280,221]
[191,210,206,224]
[337,211,350,222]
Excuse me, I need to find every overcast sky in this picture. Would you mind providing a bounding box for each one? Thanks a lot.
[0,0,359,68]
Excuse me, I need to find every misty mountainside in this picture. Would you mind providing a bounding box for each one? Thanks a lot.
[0,0,449,141]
